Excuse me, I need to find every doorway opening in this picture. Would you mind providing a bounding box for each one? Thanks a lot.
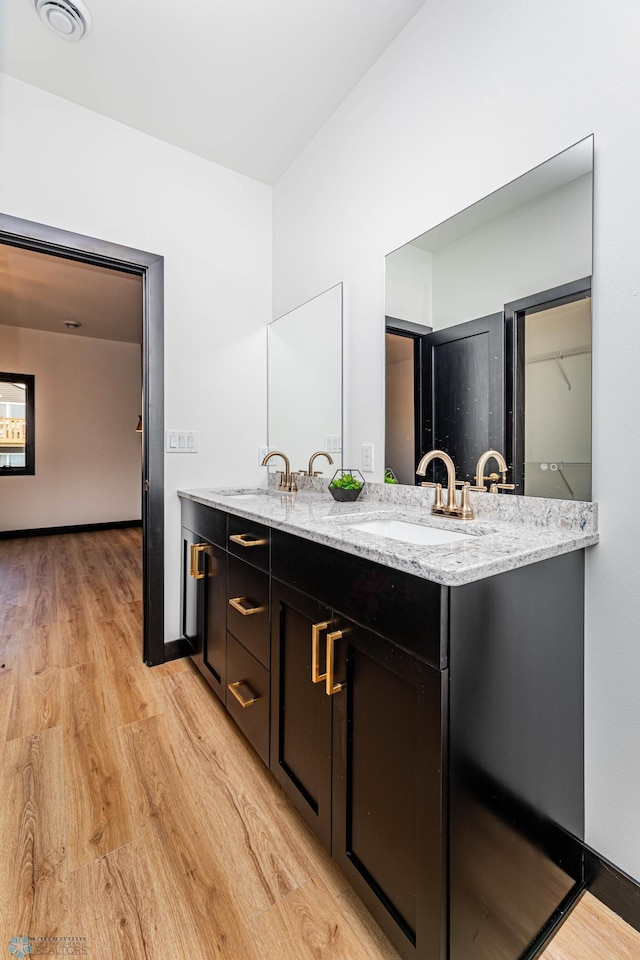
[385,317,431,485]
[0,212,165,665]
[506,277,592,500]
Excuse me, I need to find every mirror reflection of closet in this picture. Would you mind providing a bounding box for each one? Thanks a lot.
[512,281,592,500]
[384,136,593,500]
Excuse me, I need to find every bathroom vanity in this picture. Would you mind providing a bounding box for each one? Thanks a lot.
[179,485,597,960]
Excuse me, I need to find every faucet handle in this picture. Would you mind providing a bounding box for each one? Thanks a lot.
[420,481,444,510]
[459,482,475,519]
[455,479,486,492]
[275,470,289,490]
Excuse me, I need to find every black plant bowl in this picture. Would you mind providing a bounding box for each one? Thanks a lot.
[329,486,362,502]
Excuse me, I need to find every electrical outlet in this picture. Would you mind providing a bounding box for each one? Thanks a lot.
[258,445,270,462]
[362,443,374,472]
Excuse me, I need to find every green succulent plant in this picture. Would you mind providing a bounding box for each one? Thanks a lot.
[329,472,363,491]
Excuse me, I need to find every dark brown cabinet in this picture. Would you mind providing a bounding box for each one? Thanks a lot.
[180,497,585,960]
[181,498,271,760]
[270,528,584,960]
[271,544,446,959]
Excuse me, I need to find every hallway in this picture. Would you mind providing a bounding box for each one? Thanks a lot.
[0,529,637,959]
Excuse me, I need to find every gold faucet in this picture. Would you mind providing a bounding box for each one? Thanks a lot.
[416,449,474,520]
[473,450,515,494]
[262,451,297,492]
[306,450,334,476]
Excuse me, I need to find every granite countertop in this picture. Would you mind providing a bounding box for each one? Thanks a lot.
[178,481,598,587]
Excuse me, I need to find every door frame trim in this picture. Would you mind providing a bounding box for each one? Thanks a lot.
[0,212,165,665]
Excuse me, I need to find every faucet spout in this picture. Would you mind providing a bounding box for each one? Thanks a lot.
[416,449,458,511]
[416,449,473,520]
[474,449,514,493]
[307,450,334,477]
[262,450,296,492]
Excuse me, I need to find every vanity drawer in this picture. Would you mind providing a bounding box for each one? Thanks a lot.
[272,529,445,669]
[226,632,270,765]
[228,514,270,572]
[180,498,227,547]
[227,554,270,668]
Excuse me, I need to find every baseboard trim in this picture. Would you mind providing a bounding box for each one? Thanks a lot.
[160,638,191,664]
[585,845,640,933]
[0,520,142,539]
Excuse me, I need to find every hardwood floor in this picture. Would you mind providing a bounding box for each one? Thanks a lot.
[0,528,638,959]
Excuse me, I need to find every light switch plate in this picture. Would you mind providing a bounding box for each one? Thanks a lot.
[324,435,342,453]
[165,430,198,453]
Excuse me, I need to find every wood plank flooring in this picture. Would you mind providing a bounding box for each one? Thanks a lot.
[0,527,637,959]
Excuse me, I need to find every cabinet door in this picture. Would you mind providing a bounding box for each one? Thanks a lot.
[270,580,333,850]
[332,622,447,960]
[181,526,200,656]
[183,528,227,704]
[202,541,227,703]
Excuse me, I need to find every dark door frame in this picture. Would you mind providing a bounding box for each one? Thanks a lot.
[385,316,432,483]
[0,212,165,666]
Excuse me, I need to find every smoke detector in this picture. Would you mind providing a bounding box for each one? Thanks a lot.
[33,0,92,42]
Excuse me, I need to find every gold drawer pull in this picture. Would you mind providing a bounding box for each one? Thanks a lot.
[311,621,330,684]
[228,680,261,708]
[189,542,207,579]
[228,596,265,616]
[229,533,267,548]
[326,629,345,696]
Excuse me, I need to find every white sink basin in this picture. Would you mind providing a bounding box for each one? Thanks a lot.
[348,518,473,546]
[217,489,268,499]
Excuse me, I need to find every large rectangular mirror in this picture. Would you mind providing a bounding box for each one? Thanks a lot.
[385,136,593,500]
[268,282,343,475]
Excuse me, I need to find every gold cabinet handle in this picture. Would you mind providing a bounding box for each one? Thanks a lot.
[228,680,261,708]
[189,542,207,579]
[228,596,265,616]
[229,533,267,548]
[311,621,330,684]
[326,629,345,696]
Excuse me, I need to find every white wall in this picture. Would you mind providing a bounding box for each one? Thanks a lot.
[431,174,592,328]
[0,73,272,642]
[385,175,591,328]
[0,325,141,530]
[385,243,432,326]
[272,0,640,884]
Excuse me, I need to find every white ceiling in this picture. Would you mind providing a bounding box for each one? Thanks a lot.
[0,0,428,185]
[0,243,143,343]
